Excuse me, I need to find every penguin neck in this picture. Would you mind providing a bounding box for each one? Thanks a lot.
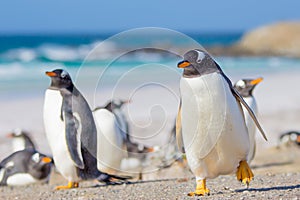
[28,163,51,179]
[239,89,253,98]
[48,84,74,93]
[183,63,222,78]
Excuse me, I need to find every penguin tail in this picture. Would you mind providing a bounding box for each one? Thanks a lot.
[97,172,132,184]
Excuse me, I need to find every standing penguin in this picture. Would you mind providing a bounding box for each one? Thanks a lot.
[6,129,36,152]
[93,103,127,174]
[101,99,130,141]
[0,149,52,186]
[234,78,263,162]
[94,99,154,178]
[176,49,267,196]
[44,69,129,190]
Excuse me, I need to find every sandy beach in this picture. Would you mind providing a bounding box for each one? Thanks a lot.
[0,146,299,199]
[0,66,300,199]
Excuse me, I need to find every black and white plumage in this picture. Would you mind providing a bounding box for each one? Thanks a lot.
[94,99,154,173]
[7,129,36,152]
[0,149,52,186]
[234,78,263,162]
[94,99,155,177]
[44,69,130,189]
[176,49,267,196]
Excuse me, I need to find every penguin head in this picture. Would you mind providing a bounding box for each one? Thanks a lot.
[177,49,221,77]
[28,152,52,179]
[234,78,263,97]
[279,131,300,146]
[111,99,130,109]
[6,128,23,138]
[99,99,130,112]
[45,69,73,89]
[30,152,52,169]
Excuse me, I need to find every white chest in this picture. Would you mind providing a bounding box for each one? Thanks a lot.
[180,73,249,178]
[6,173,39,186]
[94,109,126,172]
[43,89,79,181]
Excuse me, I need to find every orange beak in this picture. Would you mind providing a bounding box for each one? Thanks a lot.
[6,133,14,138]
[124,99,131,104]
[42,157,52,163]
[45,71,57,77]
[250,77,263,85]
[178,61,191,68]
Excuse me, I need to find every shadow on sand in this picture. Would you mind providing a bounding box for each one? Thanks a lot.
[90,178,179,188]
[236,184,300,193]
[251,161,293,169]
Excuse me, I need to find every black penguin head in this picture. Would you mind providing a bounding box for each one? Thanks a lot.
[28,152,52,179]
[279,131,300,146]
[111,99,130,109]
[29,152,52,169]
[234,78,263,97]
[97,99,130,112]
[45,69,73,90]
[177,49,222,77]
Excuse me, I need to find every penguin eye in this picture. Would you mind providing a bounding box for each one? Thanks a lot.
[31,153,40,163]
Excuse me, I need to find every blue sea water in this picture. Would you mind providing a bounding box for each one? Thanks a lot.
[0,30,299,99]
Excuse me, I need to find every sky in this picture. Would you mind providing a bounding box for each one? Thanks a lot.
[0,0,299,34]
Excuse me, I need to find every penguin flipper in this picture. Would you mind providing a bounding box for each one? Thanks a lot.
[231,87,268,141]
[176,103,185,153]
[62,92,85,169]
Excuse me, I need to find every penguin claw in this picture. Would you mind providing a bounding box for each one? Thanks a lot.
[236,160,254,186]
[188,189,210,196]
[188,179,210,196]
[55,181,79,190]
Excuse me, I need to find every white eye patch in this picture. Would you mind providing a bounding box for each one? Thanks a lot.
[61,70,68,78]
[236,80,246,88]
[5,161,14,169]
[31,153,40,163]
[13,128,22,136]
[195,50,206,63]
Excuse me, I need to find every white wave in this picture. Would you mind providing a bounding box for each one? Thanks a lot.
[2,48,37,62]
[38,44,87,61]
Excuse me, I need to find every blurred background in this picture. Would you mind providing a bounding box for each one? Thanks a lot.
[0,0,299,175]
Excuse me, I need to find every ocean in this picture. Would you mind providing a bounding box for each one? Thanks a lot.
[0,29,300,153]
[0,28,300,100]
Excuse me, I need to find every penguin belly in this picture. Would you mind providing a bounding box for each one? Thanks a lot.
[243,97,257,162]
[180,73,249,179]
[6,173,43,186]
[94,109,126,173]
[43,89,79,181]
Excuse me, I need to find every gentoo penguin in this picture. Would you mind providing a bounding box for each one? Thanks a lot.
[93,104,127,174]
[234,78,263,162]
[94,100,154,177]
[103,100,155,155]
[44,69,129,190]
[0,149,52,186]
[6,128,36,152]
[176,49,267,196]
